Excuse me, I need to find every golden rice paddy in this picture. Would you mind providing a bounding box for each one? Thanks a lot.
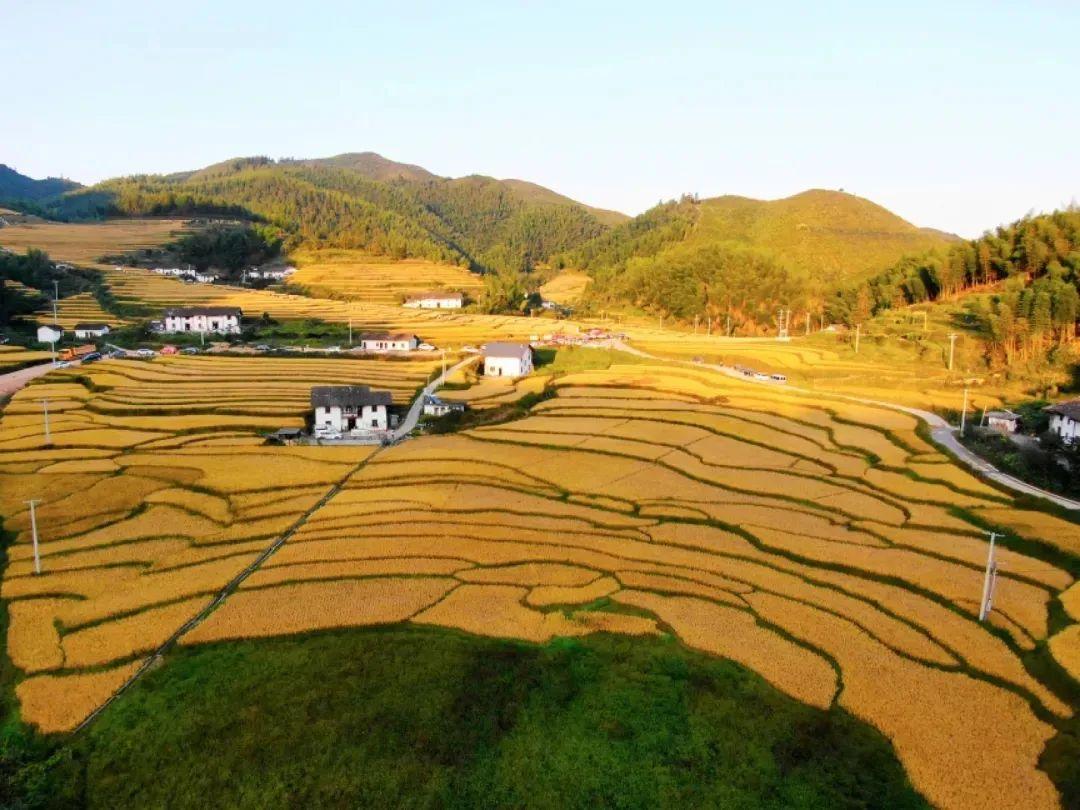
[0,331,1076,808]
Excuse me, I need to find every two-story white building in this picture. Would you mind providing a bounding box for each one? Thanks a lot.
[73,323,111,339]
[359,332,420,352]
[403,291,464,309]
[1045,400,1080,445]
[482,342,534,377]
[311,385,393,436]
[162,307,242,334]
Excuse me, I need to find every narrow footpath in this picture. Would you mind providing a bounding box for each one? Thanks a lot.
[391,354,480,440]
[611,340,1080,511]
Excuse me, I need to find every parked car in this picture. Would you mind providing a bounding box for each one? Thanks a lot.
[770,374,787,383]
[418,343,436,352]
[753,372,770,381]
[106,350,127,359]
[81,352,102,364]
[324,345,342,353]
[55,360,71,368]
[135,348,156,358]
[461,345,480,354]
[160,345,180,355]
[181,347,200,355]
[255,344,272,352]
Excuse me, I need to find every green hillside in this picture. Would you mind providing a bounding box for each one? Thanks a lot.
[41,154,620,276]
[0,164,81,204]
[564,190,956,330]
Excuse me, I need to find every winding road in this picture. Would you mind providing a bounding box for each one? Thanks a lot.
[612,340,1080,511]
[391,354,481,440]
[0,360,59,400]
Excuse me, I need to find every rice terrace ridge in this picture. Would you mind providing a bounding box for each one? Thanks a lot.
[1,3,1079,809]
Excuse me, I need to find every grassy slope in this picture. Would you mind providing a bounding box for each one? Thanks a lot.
[686,190,955,286]
[46,627,927,809]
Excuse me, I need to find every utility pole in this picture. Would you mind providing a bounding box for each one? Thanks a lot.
[348,318,353,347]
[52,280,59,323]
[805,312,810,336]
[26,500,41,575]
[947,333,958,371]
[441,348,446,379]
[41,399,51,445]
[707,315,712,336]
[726,313,731,336]
[854,323,861,353]
[694,314,699,334]
[960,387,969,436]
[49,340,57,366]
[978,532,1000,621]
[980,404,987,428]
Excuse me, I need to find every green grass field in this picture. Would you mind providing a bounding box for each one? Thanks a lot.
[30,627,926,809]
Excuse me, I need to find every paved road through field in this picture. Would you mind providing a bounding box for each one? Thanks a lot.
[0,360,59,400]
[611,340,1080,511]
[391,354,481,441]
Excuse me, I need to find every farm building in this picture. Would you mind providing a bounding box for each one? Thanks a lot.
[246,266,296,281]
[36,324,63,344]
[311,385,393,436]
[359,332,420,352]
[1045,400,1080,445]
[984,410,1020,433]
[73,323,111,339]
[422,395,465,417]
[403,291,463,309]
[483,342,534,378]
[163,307,242,334]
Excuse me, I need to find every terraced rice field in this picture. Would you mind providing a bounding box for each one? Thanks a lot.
[34,292,130,329]
[0,219,191,268]
[1,354,1077,808]
[0,345,51,373]
[289,248,484,304]
[538,270,591,304]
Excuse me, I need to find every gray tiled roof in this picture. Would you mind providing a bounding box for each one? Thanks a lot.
[311,385,392,409]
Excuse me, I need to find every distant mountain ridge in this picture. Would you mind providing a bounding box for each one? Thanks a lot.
[0,164,82,203]
[39,153,625,275]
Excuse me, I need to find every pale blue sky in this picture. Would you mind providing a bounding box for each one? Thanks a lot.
[2,1,1077,236]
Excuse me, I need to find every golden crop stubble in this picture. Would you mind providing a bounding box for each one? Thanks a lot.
[745,591,1059,810]
[612,589,837,709]
[16,661,142,734]
[1048,624,1080,684]
[62,596,212,668]
[7,599,67,672]
[182,577,457,644]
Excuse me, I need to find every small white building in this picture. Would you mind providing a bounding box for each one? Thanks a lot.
[984,410,1020,434]
[163,307,242,334]
[247,266,296,281]
[73,322,111,339]
[422,395,465,417]
[37,324,64,344]
[403,291,464,309]
[311,385,392,435]
[1045,400,1080,445]
[359,332,420,352]
[483,342,534,378]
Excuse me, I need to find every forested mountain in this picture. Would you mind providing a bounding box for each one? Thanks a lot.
[38,154,620,276]
[563,190,954,332]
[0,164,81,204]
[841,209,1080,363]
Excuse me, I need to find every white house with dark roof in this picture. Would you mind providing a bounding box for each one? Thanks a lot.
[1045,400,1080,445]
[482,342,534,377]
[163,307,242,334]
[403,291,463,309]
[311,385,393,435]
[984,410,1020,434]
[359,332,420,352]
[73,323,111,339]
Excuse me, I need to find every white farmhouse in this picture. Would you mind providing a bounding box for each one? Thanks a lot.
[37,324,64,344]
[311,385,393,436]
[1045,400,1080,445]
[483,342,534,377]
[422,395,465,417]
[73,323,111,339]
[403,291,464,309]
[163,307,242,334]
[984,410,1020,434]
[359,332,420,352]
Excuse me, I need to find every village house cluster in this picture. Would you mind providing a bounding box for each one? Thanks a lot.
[148,266,296,284]
[36,323,111,344]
